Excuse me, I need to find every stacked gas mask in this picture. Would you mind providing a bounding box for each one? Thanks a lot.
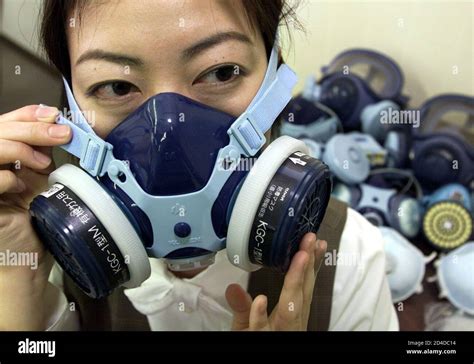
[280,48,474,309]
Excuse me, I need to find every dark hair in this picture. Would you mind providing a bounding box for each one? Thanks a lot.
[40,0,301,82]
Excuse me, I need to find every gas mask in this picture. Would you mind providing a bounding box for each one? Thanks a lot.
[321,132,387,185]
[385,94,474,190]
[332,169,423,238]
[305,49,408,142]
[320,133,370,185]
[29,45,333,299]
[280,76,342,144]
[411,92,474,190]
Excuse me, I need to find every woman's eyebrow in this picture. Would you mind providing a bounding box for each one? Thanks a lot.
[181,31,252,61]
[75,50,144,67]
[75,31,251,67]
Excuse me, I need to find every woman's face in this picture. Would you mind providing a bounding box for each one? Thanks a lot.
[67,0,268,139]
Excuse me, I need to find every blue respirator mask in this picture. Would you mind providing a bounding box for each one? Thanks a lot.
[411,95,474,191]
[321,132,388,185]
[280,79,342,144]
[332,169,423,238]
[385,94,474,190]
[29,45,333,299]
[306,49,408,143]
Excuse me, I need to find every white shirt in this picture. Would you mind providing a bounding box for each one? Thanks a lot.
[46,208,399,331]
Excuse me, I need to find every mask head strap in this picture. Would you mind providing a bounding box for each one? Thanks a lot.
[228,42,298,156]
[55,79,114,177]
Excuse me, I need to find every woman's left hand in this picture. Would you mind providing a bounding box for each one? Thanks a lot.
[225,232,327,331]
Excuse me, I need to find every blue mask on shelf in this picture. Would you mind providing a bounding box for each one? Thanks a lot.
[333,182,421,238]
[384,94,474,190]
[311,49,408,142]
[280,77,342,143]
[332,169,423,238]
[413,95,474,191]
[29,45,333,299]
[321,132,387,186]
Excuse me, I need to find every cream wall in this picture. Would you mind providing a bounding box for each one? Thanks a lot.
[1,0,42,55]
[282,0,473,107]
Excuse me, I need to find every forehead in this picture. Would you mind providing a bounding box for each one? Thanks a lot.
[67,0,256,59]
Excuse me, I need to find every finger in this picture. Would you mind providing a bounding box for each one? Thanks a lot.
[249,295,269,331]
[0,121,71,146]
[299,232,317,254]
[314,239,327,275]
[0,170,26,194]
[0,139,52,170]
[14,167,50,208]
[302,239,328,324]
[34,142,58,176]
[302,235,318,313]
[225,284,253,330]
[0,104,59,123]
[273,249,309,328]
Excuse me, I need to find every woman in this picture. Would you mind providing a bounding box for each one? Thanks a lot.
[0,0,397,331]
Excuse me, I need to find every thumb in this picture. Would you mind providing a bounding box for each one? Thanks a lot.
[225,283,252,330]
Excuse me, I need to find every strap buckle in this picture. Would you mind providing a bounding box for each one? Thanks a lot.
[227,115,266,157]
[79,133,113,177]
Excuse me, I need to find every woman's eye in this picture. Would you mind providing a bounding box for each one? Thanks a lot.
[194,65,242,85]
[88,81,140,100]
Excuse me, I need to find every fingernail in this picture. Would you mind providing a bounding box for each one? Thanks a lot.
[35,105,59,121]
[315,239,320,249]
[33,150,52,166]
[319,240,327,252]
[48,124,70,138]
[259,297,267,314]
[16,178,26,192]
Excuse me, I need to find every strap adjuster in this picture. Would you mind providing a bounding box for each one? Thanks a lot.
[227,115,266,156]
[79,134,113,176]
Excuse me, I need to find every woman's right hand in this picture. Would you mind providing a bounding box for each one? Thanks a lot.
[0,105,72,330]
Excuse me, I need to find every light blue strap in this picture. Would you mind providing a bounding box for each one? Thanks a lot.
[228,45,298,156]
[58,78,114,177]
[62,78,95,134]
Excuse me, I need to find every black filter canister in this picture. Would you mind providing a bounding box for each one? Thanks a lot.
[248,152,332,272]
[30,183,130,299]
